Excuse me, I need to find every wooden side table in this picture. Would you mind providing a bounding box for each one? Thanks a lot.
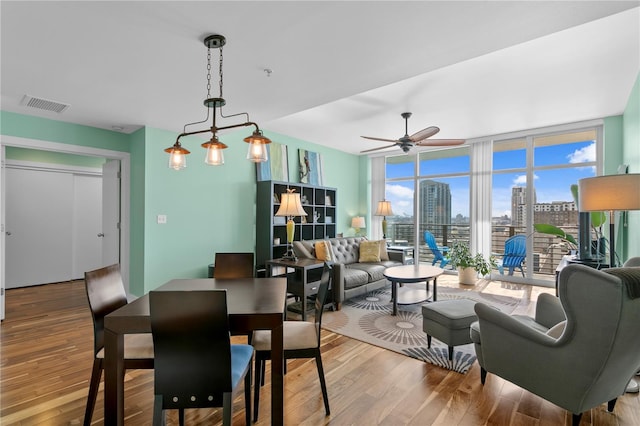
[266,258,326,320]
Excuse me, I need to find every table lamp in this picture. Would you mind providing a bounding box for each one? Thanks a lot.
[578,174,640,267]
[275,188,307,261]
[351,216,365,236]
[375,200,394,239]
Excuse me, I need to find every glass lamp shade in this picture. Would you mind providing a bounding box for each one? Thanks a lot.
[202,138,228,166]
[244,131,272,163]
[164,143,190,170]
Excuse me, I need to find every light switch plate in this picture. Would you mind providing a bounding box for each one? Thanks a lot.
[157,214,167,224]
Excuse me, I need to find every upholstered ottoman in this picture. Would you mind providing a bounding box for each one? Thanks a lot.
[422,299,477,360]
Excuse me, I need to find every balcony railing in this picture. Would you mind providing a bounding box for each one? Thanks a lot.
[386,222,586,279]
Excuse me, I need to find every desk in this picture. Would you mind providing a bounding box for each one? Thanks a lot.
[266,258,325,320]
[383,264,443,315]
[104,277,287,426]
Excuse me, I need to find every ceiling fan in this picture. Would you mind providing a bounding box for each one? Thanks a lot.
[360,112,465,154]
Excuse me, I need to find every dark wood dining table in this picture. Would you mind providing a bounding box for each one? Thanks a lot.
[103,277,287,425]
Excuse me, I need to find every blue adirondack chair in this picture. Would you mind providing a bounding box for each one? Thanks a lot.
[424,231,450,268]
[497,234,526,276]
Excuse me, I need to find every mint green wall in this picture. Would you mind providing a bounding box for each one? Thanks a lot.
[603,115,623,175]
[622,72,640,260]
[5,146,106,168]
[0,111,130,152]
[138,128,362,294]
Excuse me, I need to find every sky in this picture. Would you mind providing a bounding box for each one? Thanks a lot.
[385,140,596,219]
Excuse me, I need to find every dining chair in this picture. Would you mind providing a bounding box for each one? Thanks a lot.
[251,262,332,421]
[214,252,255,278]
[149,290,253,426]
[83,264,154,426]
[424,230,450,268]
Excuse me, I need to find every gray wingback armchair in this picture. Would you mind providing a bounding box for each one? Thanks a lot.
[471,263,640,426]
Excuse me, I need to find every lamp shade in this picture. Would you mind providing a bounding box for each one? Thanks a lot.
[375,200,394,216]
[275,189,307,217]
[351,216,365,229]
[578,174,640,212]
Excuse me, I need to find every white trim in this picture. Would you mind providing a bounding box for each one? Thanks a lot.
[0,135,131,294]
[5,159,103,176]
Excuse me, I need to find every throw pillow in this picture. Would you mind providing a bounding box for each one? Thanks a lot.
[378,240,389,261]
[359,240,381,263]
[315,241,333,261]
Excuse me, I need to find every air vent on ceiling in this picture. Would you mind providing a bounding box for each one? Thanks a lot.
[21,94,70,113]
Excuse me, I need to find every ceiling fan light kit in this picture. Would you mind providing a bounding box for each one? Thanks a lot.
[165,34,271,170]
[360,112,465,154]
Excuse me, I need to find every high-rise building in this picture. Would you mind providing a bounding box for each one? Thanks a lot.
[419,180,451,225]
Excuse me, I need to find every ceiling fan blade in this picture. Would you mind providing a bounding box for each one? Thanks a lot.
[361,136,400,143]
[360,144,399,154]
[409,126,440,142]
[415,138,465,146]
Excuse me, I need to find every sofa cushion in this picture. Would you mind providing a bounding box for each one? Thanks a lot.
[330,237,365,264]
[342,268,370,290]
[348,263,387,283]
[314,241,334,261]
[379,241,389,261]
[359,240,381,262]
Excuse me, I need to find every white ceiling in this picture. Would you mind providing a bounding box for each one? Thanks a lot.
[1,1,639,156]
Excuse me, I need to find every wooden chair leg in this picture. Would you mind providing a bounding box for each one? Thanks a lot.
[316,354,330,416]
[152,395,164,426]
[448,346,454,361]
[572,413,582,426]
[253,356,262,422]
[178,408,185,426]
[83,358,103,426]
[222,392,232,426]
[244,360,252,425]
[480,367,487,385]
[427,335,432,348]
[608,398,617,412]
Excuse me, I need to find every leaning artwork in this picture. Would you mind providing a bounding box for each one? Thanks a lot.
[298,149,324,185]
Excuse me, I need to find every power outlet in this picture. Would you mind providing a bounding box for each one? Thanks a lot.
[157,214,167,224]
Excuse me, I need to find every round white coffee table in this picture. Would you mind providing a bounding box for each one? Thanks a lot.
[383,264,444,315]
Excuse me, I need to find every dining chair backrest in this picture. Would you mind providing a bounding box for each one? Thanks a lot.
[313,263,333,347]
[84,264,128,355]
[214,252,255,279]
[150,290,233,408]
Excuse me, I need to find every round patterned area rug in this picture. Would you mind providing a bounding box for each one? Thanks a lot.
[321,284,521,374]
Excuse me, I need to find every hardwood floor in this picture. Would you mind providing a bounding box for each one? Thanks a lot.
[2,277,639,425]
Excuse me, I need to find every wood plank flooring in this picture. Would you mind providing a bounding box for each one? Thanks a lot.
[2,276,640,425]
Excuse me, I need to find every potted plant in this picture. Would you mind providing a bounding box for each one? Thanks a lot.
[448,240,497,285]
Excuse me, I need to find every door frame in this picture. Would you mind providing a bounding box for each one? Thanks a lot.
[0,135,131,302]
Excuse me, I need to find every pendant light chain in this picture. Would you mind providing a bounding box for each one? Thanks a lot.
[218,45,224,99]
[206,47,212,99]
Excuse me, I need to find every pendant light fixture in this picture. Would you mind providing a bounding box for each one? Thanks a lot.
[164,34,271,170]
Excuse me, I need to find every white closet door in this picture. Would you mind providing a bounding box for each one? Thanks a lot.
[5,168,73,288]
[72,174,102,278]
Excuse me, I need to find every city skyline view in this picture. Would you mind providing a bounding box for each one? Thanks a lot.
[385,139,596,223]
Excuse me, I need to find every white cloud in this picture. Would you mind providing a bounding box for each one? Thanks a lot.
[567,142,596,163]
[386,183,414,199]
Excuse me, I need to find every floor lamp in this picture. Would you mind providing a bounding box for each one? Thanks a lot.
[579,173,640,393]
[275,189,307,261]
[578,174,640,268]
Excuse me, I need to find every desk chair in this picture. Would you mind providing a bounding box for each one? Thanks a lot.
[83,264,154,426]
[214,252,255,278]
[150,290,253,426]
[251,263,332,421]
